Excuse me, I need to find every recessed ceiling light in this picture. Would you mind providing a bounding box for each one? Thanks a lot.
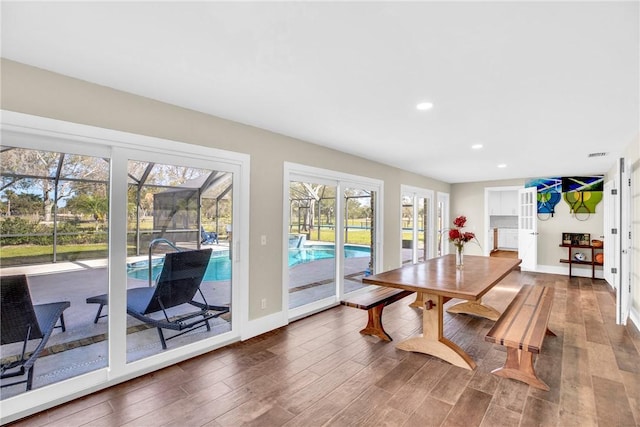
[497,164,507,168]
[471,144,483,150]
[416,102,434,111]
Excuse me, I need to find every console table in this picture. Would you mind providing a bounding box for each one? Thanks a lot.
[559,244,603,279]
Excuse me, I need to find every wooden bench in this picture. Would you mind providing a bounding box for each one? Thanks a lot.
[341,287,414,341]
[485,285,556,390]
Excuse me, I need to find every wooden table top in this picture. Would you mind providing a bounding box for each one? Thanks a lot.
[363,254,521,301]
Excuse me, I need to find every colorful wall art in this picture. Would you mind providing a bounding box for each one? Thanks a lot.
[525,177,562,217]
[525,175,604,219]
[561,176,604,216]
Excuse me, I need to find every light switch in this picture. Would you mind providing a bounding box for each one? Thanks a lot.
[261,235,267,245]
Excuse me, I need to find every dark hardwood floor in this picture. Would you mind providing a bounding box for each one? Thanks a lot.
[9,271,640,426]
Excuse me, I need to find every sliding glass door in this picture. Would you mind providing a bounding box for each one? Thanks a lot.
[286,164,382,319]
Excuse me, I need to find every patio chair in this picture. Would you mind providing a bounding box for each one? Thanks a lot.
[1,275,70,391]
[200,226,218,245]
[86,248,229,349]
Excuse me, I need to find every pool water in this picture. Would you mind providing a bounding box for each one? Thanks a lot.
[127,245,370,282]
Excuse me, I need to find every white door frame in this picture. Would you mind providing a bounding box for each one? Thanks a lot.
[618,157,632,325]
[437,192,450,256]
[603,179,618,290]
[401,185,435,263]
[483,186,522,256]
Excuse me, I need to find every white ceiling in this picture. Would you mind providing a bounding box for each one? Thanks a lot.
[2,1,638,183]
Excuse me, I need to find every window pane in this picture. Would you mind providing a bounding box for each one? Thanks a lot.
[288,181,336,309]
[124,160,232,363]
[1,147,109,399]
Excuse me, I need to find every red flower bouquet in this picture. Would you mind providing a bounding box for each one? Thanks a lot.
[448,215,478,268]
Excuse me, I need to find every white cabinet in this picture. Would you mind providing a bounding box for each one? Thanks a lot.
[500,191,518,216]
[489,190,518,216]
[498,229,518,249]
[489,192,502,215]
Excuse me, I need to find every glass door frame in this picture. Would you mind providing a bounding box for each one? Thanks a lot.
[437,192,450,256]
[0,110,250,423]
[401,185,435,264]
[283,163,383,321]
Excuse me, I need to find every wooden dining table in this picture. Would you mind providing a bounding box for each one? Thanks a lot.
[362,254,521,370]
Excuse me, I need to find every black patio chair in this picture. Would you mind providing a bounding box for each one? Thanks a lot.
[86,248,229,349]
[1,275,70,391]
[200,226,218,245]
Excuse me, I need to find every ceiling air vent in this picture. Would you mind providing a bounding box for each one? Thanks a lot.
[588,152,608,158]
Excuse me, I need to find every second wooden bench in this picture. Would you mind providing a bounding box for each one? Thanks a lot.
[341,287,414,341]
[485,284,556,390]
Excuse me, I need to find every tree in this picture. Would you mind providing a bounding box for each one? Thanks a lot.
[1,190,43,216]
[1,147,109,221]
[65,194,108,230]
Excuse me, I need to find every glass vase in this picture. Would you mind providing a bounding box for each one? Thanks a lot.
[456,245,464,270]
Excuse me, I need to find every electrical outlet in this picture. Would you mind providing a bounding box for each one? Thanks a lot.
[261,298,267,309]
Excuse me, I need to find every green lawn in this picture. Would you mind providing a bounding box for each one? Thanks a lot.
[0,244,109,266]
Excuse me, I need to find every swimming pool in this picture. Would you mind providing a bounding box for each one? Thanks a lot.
[127,245,370,282]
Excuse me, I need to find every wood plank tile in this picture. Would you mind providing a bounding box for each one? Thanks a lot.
[520,396,559,427]
[120,380,233,427]
[528,353,562,404]
[43,402,113,427]
[374,353,428,394]
[561,345,591,387]
[90,387,188,426]
[325,385,393,426]
[591,375,636,426]
[215,400,295,426]
[9,272,640,427]
[281,398,345,427]
[386,359,451,415]
[491,376,529,413]
[404,395,453,426]
[326,356,400,405]
[278,359,365,415]
[557,408,599,426]
[586,341,623,382]
[558,380,597,419]
[442,387,492,427]
[428,365,474,405]
[479,402,522,427]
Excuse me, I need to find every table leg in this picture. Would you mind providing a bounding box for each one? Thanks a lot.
[446,297,501,321]
[396,293,476,370]
[409,292,424,308]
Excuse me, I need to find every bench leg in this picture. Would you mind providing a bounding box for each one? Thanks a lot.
[360,304,393,341]
[492,347,550,391]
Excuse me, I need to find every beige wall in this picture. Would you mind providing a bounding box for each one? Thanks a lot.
[451,178,604,270]
[0,59,450,320]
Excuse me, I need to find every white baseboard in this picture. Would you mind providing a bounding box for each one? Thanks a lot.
[242,310,288,341]
[630,306,640,330]
[529,264,604,279]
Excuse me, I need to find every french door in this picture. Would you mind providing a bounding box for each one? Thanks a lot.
[401,185,434,264]
[518,186,538,271]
